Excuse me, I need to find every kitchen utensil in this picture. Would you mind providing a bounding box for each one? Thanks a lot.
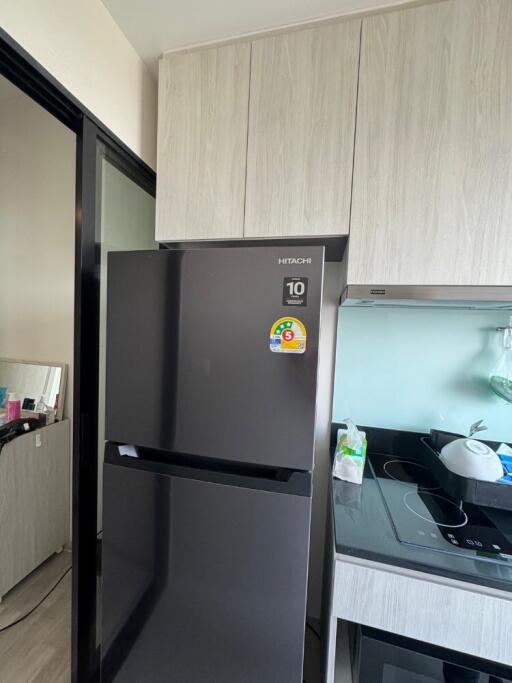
[440,438,503,482]
[421,437,512,511]
[490,318,512,403]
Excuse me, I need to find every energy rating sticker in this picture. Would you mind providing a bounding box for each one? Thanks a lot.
[269,317,307,354]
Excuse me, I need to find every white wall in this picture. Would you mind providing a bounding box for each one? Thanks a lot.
[0,0,157,169]
[307,262,343,619]
[0,87,76,420]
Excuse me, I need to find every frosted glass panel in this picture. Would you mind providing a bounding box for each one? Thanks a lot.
[97,155,156,532]
[332,308,512,442]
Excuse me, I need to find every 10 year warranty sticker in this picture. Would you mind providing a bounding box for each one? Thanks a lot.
[270,317,307,354]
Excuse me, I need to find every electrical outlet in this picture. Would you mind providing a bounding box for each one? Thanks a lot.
[35,432,42,448]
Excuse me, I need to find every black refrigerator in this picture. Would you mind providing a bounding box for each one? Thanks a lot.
[101,246,324,683]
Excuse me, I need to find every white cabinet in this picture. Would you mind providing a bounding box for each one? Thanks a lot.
[156,22,361,243]
[156,44,250,241]
[0,421,70,600]
[325,554,512,681]
[155,0,512,277]
[245,22,361,238]
[348,0,512,286]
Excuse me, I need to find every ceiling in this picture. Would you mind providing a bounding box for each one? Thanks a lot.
[102,0,413,75]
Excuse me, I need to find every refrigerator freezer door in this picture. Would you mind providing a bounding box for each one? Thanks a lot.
[101,461,311,683]
[105,247,323,471]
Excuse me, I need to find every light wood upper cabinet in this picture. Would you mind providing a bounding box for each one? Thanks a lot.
[348,0,512,286]
[245,22,361,238]
[156,44,250,241]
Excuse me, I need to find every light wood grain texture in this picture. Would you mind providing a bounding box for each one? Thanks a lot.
[245,22,361,238]
[0,420,70,600]
[349,0,512,286]
[156,44,250,241]
[331,555,512,669]
[0,552,71,682]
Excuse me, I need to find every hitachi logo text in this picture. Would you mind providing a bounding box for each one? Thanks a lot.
[278,257,312,265]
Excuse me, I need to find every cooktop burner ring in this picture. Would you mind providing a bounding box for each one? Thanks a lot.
[403,491,469,528]
[383,459,440,491]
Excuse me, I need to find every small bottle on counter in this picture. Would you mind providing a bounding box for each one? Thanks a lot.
[45,407,56,425]
[6,393,21,422]
[35,395,46,413]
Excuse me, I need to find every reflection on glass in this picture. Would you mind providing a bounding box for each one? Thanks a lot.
[94,145,156,649]
[382,662,505,682]
[443,662,504,683]
[97,155,157,530]
[383,662,438,682]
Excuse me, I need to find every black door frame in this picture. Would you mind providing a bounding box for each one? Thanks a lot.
[0,27,156,683]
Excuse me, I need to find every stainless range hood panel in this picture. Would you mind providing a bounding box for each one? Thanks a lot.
[341,285,512,310]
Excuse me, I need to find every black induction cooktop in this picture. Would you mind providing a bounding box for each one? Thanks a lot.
[370,453,512,563]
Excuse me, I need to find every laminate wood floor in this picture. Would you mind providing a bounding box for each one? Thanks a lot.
[0,551,71,682]
[0,551,336,683]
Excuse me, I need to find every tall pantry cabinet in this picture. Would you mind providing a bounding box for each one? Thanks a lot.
[347,0,512,286]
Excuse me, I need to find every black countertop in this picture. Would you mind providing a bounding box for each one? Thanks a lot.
[331,425,512,593]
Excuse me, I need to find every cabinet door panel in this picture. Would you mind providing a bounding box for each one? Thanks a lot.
[245,22,361,238]
[156,44,250,241]
[349,0,512,286]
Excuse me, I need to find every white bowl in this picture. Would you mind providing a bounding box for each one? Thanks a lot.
[440,439,503,482]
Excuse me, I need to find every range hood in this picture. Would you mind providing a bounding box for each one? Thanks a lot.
[340,285,512,310]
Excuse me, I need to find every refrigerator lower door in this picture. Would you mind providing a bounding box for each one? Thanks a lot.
[101,461,311,683]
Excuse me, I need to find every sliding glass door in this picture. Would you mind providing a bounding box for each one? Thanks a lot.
[96,144,157,534]
[73,120,156,682]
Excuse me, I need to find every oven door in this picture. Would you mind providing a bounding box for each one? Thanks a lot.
[354,626,511,683]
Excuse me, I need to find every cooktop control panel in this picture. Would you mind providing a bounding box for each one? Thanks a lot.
[370,454,512,562]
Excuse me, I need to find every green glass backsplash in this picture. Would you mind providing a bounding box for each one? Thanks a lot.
[332,307,512,442]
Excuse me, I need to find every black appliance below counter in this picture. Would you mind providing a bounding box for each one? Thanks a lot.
[352,626,512,683]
